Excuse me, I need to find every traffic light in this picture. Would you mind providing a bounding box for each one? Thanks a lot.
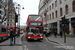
[65,19,67,24]
[61,16,65,24]
[65,19,69,24]
[15,13,18,22]
[61,15,69,24]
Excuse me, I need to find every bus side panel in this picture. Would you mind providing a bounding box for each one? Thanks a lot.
[0,25,8,41]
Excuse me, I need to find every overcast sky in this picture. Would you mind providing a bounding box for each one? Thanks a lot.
[14,0,40,26]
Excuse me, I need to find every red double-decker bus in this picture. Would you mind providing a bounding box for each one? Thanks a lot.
[26,14,43,40]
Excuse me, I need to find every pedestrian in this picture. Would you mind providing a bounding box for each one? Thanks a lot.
[17,28,20,37]
[54,31,57,38]
[47,30,50,37]
[13,27,16,36]
[60,31,63,38]
[45,29,48,37]
[48,30,51,36]
[8,29,14,45]
[43,30,46,34]
[44,29,47,37]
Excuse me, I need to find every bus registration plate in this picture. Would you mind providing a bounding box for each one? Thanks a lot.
[34,38,37,40]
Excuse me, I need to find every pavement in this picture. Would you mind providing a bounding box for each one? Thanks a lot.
[47,34,75,50]
[0,33,24,50]
[0,33,74,50]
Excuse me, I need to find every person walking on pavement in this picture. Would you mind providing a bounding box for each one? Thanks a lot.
[54,31,57,38]
[44,29,47,37]
[48,30,51,36]
[43,30,46,34]
[8,29,14,45]
[17,28,20,37]
[60,31,63,38]
[46,29,48,37]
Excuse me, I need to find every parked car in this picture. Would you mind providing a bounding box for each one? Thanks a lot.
[20,31,24,34]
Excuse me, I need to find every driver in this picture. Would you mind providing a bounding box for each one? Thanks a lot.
[35,28,39,34]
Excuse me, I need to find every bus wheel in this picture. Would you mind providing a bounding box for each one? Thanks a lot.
[27,39,29,41]
[1,37,3,41]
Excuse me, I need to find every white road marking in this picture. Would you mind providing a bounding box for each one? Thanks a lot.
[28,45,30,46]
[44,45,46,46]
[25,49,28,50]
[45,38,64,45]
[24,45,26,48]
[24,45,29,50]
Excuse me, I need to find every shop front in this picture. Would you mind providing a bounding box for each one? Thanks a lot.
[44,24,48,29]
[71,17,75,36]
[49,22,57,33]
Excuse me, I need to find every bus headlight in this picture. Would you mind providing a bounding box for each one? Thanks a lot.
[28,37,30,38]
[41,37,43,38]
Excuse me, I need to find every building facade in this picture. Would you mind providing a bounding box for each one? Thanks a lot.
[7,0,15,29]
[20,26,26,30]
[38,0,75,36]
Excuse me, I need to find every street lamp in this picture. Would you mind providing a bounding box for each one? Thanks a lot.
[23,23,26,30]
[13,4,24,44]
[16,4,24,33]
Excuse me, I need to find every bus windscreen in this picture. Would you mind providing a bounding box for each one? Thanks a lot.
[29,15,42,21]
[28,27,43,35]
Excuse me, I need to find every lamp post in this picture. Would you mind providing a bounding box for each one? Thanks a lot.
[23,23,26,30]
[13,4,24,44]
[16,4,24,35]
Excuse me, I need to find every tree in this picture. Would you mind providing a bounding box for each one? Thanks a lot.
[0,2,8,24]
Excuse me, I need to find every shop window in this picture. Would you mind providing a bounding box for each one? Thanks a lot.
[0,5,2,8]
[5,0,7,2]
[0,0,2,3]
